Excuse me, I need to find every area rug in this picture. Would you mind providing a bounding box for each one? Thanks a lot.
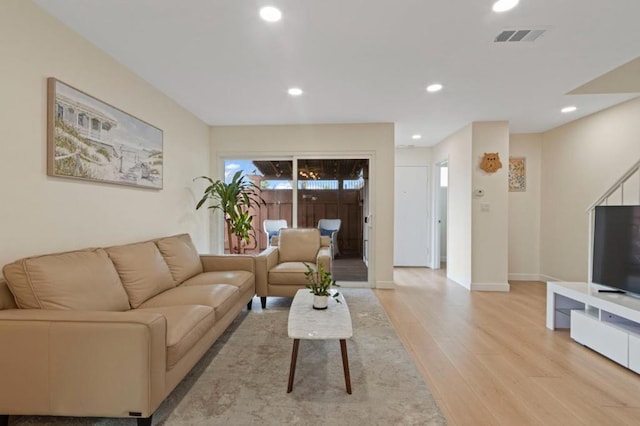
[11,289,446,425]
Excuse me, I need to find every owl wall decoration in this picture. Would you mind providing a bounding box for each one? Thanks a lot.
[480,152,502,173]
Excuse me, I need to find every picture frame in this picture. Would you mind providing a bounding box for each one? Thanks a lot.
[508,157,526,192]
[47,78,163,189]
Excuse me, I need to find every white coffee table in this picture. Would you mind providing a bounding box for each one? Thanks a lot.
[287,289,353,394]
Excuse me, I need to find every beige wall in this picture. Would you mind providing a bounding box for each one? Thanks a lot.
[0,1,211,269]
[210,123,395,288]
[540,96,640,281]
[432,125,473,288]
[509,134,542,280]
[471,122,510,290]
[432,122,510,290]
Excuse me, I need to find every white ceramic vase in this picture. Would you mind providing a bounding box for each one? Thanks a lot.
[313,295,328,310]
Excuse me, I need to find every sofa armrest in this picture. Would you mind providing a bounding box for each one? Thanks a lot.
[0,309,167,417]
[317,247,332,274]
[200,254,255,274]
[254,247,279,297]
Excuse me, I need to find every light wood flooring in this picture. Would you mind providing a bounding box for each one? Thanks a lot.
[374,267,640,426]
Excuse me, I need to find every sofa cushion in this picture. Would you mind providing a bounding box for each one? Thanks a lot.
[269,262,314,286]
[106,242,176,308]
[139,284,240,321]
[2,249,129,311]
[137,305,215,369]
[0,282,17,310]
[155,234,203,284]
[182,271,254,294]
[278,229,320,263]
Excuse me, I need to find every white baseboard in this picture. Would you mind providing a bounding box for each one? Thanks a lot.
[471,282,510,292]
[338,281,371,288]
[375,280,395,289]
[448,277,471,290]
[539,274,564,283]
[508,273,542,281]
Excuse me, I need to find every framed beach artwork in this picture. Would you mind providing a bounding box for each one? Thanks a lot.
[508,157,526,192]
[47,78,163,189]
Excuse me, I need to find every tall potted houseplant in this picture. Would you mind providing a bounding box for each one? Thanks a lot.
[195,171,265,254]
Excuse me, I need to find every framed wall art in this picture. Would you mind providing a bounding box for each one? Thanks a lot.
[508,157,526,192]
[47,78,163,189]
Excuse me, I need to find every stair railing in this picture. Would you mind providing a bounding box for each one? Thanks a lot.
[585,159,640,285]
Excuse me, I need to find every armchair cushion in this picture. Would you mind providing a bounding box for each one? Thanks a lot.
[269,262,314,285]
[2,248,130,311]
[278,228,321,263]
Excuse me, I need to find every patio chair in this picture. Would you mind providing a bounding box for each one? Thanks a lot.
[318,218,341,258]
[263,219,288,247]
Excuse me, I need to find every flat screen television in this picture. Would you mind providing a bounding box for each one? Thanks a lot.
[592,205,640,295]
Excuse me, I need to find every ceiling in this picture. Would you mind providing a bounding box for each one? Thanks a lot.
[33,0,640,147]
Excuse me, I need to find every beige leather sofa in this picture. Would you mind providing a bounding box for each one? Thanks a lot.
[0,234,254,426]
[255,228,331,309]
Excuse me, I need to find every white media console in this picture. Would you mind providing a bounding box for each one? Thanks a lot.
[547,282,640,374]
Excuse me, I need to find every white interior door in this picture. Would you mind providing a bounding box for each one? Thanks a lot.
[394,166,429,266]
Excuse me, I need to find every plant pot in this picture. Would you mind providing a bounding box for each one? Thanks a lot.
[313,295,328,310]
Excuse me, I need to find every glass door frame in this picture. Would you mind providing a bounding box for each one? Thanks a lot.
[217,152,375,288]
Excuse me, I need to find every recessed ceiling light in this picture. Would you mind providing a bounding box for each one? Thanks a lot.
[412,134,422,140]
[426,83,443,93]
[259,6,282,22]
[288,87,303,96]
[492,0,519,12]
[561,106,577,113]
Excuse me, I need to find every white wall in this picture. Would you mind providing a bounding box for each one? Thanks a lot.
[540,96,640,282]
[471,122,510,291]
[432,125,473,288]
[396,147,432,167]
[210,123,395,288]
[0,1,211,269]
[509,133,542,281]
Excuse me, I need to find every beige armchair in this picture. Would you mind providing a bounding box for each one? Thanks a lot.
[255,228,332,309]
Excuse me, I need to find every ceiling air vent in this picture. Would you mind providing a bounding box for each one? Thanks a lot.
[494,28,546,43]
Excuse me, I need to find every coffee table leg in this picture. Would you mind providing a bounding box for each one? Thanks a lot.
[340,339,352,394]
[287,339,300,393]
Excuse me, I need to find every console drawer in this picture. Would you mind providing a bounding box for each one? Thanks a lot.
[570,310,628,367]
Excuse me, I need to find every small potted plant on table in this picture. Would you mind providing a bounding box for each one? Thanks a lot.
[304,263,340,310]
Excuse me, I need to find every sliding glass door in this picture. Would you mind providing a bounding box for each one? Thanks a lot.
[296,158,368,282]
[222,157,369,282]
